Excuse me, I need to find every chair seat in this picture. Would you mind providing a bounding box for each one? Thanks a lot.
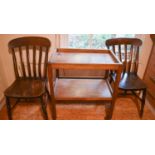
[4,78,46,98]
[119,73,147,90]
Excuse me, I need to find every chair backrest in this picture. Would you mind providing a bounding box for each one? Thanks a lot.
[105,38,142,74]
[8,36,51,80]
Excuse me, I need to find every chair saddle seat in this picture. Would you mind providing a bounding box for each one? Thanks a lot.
[119,73,147,90]
[4,78,46,98]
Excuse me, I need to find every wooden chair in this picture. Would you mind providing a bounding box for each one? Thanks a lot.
[106,38,147,118]
[4,37,51,120]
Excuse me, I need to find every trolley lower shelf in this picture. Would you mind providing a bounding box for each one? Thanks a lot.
[54,79,112,101]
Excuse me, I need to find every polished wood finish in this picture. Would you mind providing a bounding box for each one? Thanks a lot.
[4,79,45,98]
[4,36,51,120]
[48,48,122,120]
[54,79,112,101]
[143,34,155,107]
[119,73,146,90]
[51,52,118,65]
[49,48,122,70]
[8,37,51,79]
[106,38,142,74]
[55,48,110,78]
[1,98,154,120]
[106,38,147,117]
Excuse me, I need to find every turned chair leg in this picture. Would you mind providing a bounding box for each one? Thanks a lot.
[105,102,112,120]
[51,99,57,120]
[6,97,12,120]
[45,86,51,101]
[39,97,48,120]
[109,71,113,84]
[140,89,147,118]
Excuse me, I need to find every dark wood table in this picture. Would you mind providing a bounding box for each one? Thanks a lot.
[48,48,122,120]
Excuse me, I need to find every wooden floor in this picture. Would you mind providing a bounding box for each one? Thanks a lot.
[0,97,155,120]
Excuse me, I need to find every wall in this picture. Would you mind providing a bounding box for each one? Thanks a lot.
[137,34,153,78]
[0,51,7,99]
[0,38,9,100]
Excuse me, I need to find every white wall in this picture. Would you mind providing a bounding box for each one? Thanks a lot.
[0,51,7,99]
[137,34,153,78]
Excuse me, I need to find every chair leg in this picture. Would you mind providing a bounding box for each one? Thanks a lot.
[109,72,113,84]
[51,99,57,120]
[46,86,51,101]
[6,97,12,120]
[39,97,48,120]
[140,89,146,118]
[105,102,112,120]
[109,76,113,84]
[124,90,127,95]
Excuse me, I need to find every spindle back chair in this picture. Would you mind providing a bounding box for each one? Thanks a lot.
[106,38,142,75]
[106,38,147,117]
[8,37,51,79]
[4,36,51,120]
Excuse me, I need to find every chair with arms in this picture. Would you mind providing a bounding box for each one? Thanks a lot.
[106,38,147,118]
[4,36,51,120]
